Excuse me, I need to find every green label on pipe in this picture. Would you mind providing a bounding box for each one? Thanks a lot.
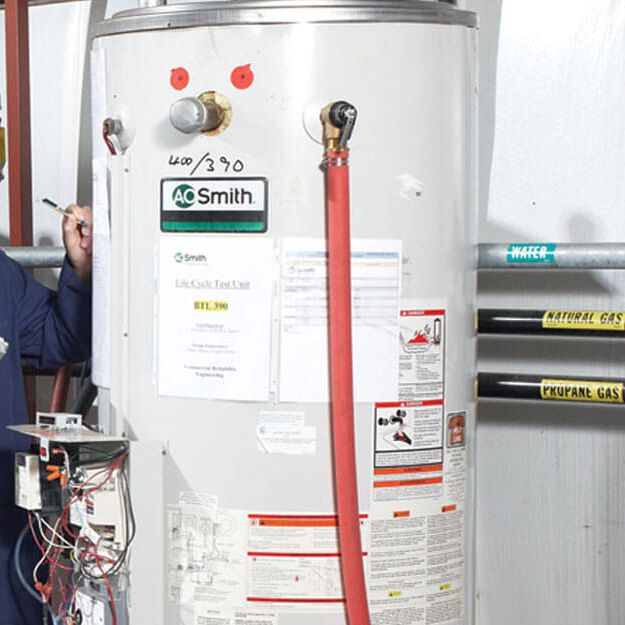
[506,243,556,263]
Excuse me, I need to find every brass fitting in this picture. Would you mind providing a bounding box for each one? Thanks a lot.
[320,100,357,152]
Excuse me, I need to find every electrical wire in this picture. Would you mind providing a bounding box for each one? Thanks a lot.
[13,525,44,602]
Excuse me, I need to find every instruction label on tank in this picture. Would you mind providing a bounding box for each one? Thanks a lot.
[506,243,556,263]
[246,513,368,608]
[161,178,268,233]
[542,310,625,331]
[368,504,464,625]
[373,401,444,502]
[540,379,624,403]
[399,303,445,401]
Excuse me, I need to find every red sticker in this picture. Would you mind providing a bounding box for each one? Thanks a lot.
[170,67,189,91]
[231,64,254,90]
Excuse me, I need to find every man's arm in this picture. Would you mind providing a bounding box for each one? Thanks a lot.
[13,205,92,367]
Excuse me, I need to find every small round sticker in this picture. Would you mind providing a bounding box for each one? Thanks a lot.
[170,67,190,91]
[231,64,254,90]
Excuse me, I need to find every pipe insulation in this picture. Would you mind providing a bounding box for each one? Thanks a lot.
[1,246,65,268]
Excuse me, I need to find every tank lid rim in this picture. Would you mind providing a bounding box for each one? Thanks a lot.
[95,0,477,37]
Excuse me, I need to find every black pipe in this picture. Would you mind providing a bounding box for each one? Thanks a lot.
[478,372,624,405]
[69,377,98,417]
[479,309,625,337]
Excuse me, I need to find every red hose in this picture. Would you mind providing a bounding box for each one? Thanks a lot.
[325,149,371,625]
[49,364,72,412]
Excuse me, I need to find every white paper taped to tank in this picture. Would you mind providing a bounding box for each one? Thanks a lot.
[256,411,316,455]
[167,505,247,607]
[278,238,402,403]
[158,237,273,401]
[91,45,111,388]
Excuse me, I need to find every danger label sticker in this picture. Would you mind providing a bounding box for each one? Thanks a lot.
[540,379,624,403]
[542,310,625,331]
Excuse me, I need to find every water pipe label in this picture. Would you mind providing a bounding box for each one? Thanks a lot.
[506,243,556,263]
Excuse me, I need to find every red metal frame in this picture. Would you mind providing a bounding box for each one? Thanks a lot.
[5,0,33,247]
[6,0,37,419]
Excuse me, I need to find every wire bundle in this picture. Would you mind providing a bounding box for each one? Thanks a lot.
[15,444,135,625]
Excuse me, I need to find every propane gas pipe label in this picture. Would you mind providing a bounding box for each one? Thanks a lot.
[506,243,556,263]
[542,310,625,331]
[540,379,624,403]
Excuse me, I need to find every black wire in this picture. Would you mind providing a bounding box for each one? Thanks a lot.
[76,455,135,580]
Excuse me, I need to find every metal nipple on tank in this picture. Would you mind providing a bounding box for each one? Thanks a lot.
[169,91,232,135]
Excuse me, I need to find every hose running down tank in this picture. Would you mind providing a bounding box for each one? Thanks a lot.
[322,102,371,625]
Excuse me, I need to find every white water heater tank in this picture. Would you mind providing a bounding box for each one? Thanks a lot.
[92,2,477,624]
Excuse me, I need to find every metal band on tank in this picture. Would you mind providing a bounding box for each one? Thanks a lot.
[95,0,477,37]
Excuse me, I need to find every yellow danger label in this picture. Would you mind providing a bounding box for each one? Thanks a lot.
[542,310,625,331]
[194,300,228,312]
[540,379,624,403]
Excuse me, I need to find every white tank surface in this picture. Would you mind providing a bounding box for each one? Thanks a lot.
[92,2,477,624]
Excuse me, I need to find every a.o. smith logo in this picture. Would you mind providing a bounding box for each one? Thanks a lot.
[174,251,208,264]
[172,184,196,208]
[171,182,254,209]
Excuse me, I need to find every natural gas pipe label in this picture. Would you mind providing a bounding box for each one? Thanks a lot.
[506,243,556,263]
[540,379,624,403]
[542,310,625,331]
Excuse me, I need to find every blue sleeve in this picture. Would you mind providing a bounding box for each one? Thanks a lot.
[6,253,92,368]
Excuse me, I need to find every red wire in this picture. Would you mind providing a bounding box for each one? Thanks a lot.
[93,542,118,625]
[102,127,117,156]
[325,148,371,625]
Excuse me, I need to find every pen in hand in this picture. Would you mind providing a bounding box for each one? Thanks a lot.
[42,198,89,229]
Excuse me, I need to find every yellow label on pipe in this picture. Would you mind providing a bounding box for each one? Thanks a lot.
[540,379,624,403]
[542,310,625,331]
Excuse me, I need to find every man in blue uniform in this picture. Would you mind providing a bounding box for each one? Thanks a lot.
[1,205,92,625]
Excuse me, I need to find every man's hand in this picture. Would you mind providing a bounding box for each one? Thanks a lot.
[62,205,93,285]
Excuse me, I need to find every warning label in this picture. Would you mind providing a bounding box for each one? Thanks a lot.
[540,379,623,403]
[373,401,444,502]
[542,310,625,331]
[246,514,368,607]
[399,306,445,401]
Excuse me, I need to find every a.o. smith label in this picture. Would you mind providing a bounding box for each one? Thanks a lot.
[161,177,268,233]
[542,310,625,331]
[540,379,624,403]
[506,243,556,264]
